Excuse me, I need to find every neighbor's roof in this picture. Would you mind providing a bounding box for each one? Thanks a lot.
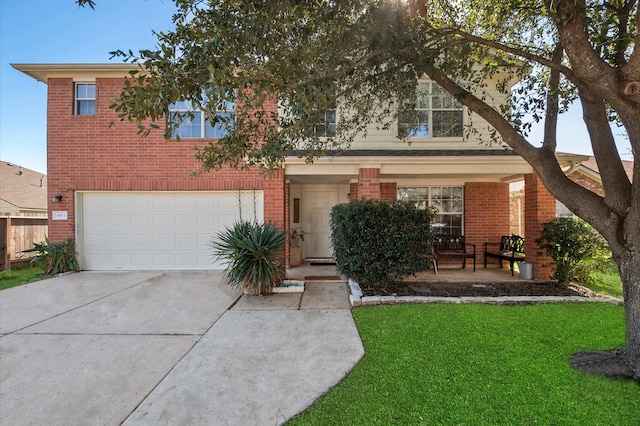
[574,157,634,181]
[510,155,634,193]
[0,162,48,210]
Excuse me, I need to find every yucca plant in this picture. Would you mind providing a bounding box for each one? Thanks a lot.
[22,237,80,275]
[210,220,287,295]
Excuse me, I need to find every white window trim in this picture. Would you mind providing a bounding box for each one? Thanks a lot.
[74,82,96,116]
[169,99,235,139]
[397,186,465,235]
[397,81,464,141]
[307,108,337,138]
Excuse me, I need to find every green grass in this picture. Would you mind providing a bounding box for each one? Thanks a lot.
[583,259,623,299]
[0,266,45,290]
[289,303,639,425]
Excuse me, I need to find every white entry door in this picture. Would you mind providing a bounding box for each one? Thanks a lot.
[303,188,340,258]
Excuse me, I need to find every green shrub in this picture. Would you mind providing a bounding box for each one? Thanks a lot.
[330,199,435,287]
[209,220,287,295]
[536,217,609,284]
[22,237,80,275]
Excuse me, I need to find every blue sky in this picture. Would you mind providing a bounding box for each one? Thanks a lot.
[1,0,177,174]
[0,1,631,175]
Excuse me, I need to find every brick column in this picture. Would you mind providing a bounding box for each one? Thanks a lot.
[464,182,510,267]
[380,182,398,202]
[349,182,358,202]
[263,168,286,229]
[357,168,381,200]
[524,173,555,280]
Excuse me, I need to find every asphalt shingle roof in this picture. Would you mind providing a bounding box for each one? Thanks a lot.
[0,162,48,211]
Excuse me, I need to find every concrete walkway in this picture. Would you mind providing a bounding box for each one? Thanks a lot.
[0,271,364,426]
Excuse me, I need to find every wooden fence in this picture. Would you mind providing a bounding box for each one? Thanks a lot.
[1,217,48,270]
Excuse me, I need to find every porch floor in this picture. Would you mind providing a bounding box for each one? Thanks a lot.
[286,262,534,283]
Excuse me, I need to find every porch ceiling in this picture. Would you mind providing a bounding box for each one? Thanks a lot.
[284,151,590,184]
[285,153,536,184]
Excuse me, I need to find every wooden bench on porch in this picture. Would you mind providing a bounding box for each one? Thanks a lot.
[484,235,525,276]
[433,235,476,271]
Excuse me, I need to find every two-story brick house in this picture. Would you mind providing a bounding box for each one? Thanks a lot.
[13,63,580,278]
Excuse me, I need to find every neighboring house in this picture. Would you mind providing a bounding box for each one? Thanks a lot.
[12,63,582,278]
[0,162,48,268]
[509,156,634,235]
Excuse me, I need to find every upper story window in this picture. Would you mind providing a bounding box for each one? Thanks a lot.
[169,99,235,139]
[306,109,337,138]
[397,186,463,235]
[398,82,463,138]
[75,83,96,115]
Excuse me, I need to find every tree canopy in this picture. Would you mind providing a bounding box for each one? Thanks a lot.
[80,0,639,380]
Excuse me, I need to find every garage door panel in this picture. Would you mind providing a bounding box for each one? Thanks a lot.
[175,215,195,227]
[108,234,131,247]
[130,254,153,268]
[131,215,151,227]
[131,234,153,248]
[79,191,263,270]
[219,213,240,227]
[131,197,152,209]
[152,215,173,227]
[109,214,130,227]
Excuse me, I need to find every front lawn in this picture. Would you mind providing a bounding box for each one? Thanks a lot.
[289,303,639,425]
[0,266,45,290]
[583,259,623,299]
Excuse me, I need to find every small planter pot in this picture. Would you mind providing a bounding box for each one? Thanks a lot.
[290,246,303,266]
[272,280,305,293]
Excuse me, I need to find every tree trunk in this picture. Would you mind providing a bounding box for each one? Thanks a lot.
[621,251,640,381]
[572,250,640,382]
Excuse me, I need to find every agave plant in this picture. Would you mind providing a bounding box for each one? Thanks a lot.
[22,237,80,275]
[210,220,287,295]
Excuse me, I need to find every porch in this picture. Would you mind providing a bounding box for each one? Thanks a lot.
[286,262,533,284]
[283,151,588,281]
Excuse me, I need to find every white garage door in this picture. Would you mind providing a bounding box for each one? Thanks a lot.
[78,191,264,270]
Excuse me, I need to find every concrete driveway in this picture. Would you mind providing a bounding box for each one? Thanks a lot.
[0,271,363,425]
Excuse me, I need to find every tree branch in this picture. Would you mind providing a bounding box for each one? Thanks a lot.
[542,43,564,153]
[579,91,632,216]
[435,27,579,85]
[421,62,613,236]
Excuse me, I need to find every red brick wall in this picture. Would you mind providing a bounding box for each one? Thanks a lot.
[357,168,381,200]
[509,194,524,237]
[524,173,554,280]
[568,172,604,196]
[464,182,510,267]
[349,182,358,201]
[46,77,283,241]
[380,182,397,202]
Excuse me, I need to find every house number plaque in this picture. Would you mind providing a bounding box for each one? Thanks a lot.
[52,211,68,220]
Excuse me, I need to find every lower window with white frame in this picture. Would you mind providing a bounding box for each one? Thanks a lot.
[397,186,463,235]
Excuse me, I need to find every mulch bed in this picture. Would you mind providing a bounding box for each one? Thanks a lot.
[359,281,594,298]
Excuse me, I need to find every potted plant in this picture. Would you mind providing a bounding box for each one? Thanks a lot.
[209,220,287,295]
[289,228,306,266]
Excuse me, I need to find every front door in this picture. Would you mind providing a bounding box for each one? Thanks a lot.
[303,188,340,258]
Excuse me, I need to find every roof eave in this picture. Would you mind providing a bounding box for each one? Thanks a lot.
[11,63,140,83]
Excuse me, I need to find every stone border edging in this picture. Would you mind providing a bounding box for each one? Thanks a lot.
[348,279,623,307]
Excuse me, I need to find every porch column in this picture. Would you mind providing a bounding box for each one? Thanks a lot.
[349,182,358,202]
[357,168,381,200]
[464,182,510,267]
[264,168,286,229]
[524,173,554,280]
[380,182,398,202]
